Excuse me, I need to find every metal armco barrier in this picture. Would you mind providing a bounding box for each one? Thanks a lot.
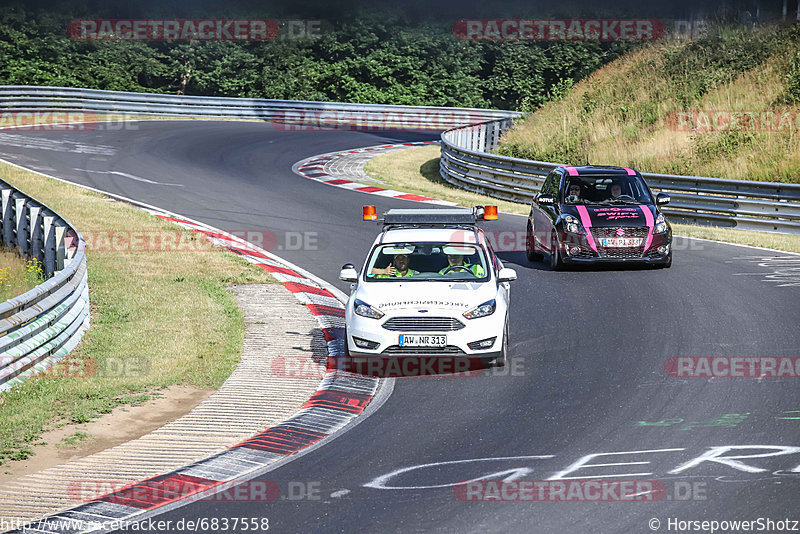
[0,86,519,391]
[440,119,800,235]
[0,86,514,129]
[0,84,796,392]
[0,178,89,392]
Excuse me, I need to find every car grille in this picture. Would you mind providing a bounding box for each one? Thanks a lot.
[592,227,649,240]
[382,345,466,355]
[571,250,595,259]
[382,317,465,332]
[600,249,646,259]
[590,226,649,259]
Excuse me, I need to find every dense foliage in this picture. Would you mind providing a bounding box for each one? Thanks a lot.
[0,7,634,110]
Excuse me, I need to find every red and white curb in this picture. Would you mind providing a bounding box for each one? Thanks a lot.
[5,207,385,534]
[292,141,456,205]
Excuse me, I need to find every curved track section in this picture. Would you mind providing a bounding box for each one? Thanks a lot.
[1,121,798,533]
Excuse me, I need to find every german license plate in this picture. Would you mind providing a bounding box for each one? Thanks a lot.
[399,335,447,347]
[600,237,643,248]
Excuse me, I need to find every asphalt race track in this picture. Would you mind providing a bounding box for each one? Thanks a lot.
[2,120,799,533]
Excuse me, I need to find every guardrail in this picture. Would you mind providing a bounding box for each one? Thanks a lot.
[0,85,795,392]
[0,179,89,392]
[440,119,800,234]
[0,86,513,129]
[0,86,519,391]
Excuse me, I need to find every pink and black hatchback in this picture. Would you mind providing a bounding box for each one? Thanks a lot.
[526,165,672,269]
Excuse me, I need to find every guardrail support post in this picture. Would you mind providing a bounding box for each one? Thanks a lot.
[478,124,487,152]
[55,223,66,272]
[0,188,12,248]
[43,215,56,277]
[28,205,43,266]
[15,196,29,256]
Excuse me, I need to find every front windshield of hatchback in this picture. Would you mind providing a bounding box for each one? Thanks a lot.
[564,174,654,205]
[364,242,489,282]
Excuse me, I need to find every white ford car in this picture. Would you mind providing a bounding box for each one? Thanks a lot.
[339,206,517,369]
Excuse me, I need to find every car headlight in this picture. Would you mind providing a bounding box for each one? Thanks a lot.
[655,213,668,234]
[562,214,582,233]
[354,299,384,319]
[463,299,496,320]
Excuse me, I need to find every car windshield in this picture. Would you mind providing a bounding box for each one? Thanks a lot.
[564,174,653,205]
[365,242,489,281]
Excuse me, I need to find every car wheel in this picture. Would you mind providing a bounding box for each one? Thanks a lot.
[495,320,508,367]
[526,222,542,262]
[657,251,673,269]
[549,232,564,271]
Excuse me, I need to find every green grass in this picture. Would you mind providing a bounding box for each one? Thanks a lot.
[0,161,275,467]
[59,431,90,448]
[498,23,800,183]
[365,145,800,255]
[0,254,44,301]
[364,145,528,215]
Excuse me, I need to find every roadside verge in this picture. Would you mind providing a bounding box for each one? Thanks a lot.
[0,160,388,534]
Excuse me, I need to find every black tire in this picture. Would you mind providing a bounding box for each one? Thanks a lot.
[495,321,508,367]
[657,251,673,269]
[526,222,542,262]
[343,327,351,358]
[549,232,564,271]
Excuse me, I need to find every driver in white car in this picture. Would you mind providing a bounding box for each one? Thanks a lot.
[439,253,485,277]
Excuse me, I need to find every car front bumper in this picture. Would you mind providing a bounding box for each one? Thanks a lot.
[559,231,672,264]
[346,311,505,359]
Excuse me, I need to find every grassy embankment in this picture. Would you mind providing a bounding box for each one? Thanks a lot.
[365,24,800,253]
[0,162,274,467]
[498,24,800,182]
[0,253,44,302]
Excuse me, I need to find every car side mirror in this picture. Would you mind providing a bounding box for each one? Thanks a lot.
[656,192,670,205]
[498,267,517,282]
[339,263,358,283]
[537,194,554,205]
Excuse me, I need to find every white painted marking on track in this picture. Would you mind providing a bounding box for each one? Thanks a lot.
[0,133,117,155]
[548,449,685,480]
[74,168,184,186]
[330,489,350,498]
[363,456,554,490]
[668,446,800,475]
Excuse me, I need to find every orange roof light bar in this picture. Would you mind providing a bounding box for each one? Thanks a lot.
[483,205,499,220]
[363,205,377,221]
